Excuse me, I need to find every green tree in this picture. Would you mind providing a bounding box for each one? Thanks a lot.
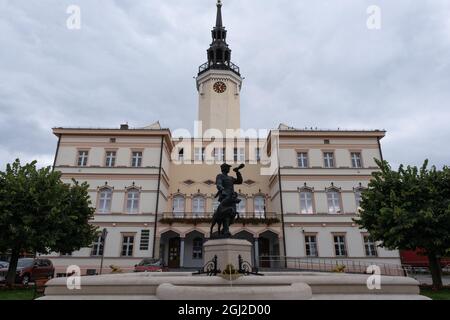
[355,159,450,290]
[0,159,97,286]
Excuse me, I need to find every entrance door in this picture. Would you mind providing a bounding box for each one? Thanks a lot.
[168,238,180,268]
[259,238,271,268]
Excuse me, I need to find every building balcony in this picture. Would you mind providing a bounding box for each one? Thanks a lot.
[198,61,240,76]
[159,212,279,225]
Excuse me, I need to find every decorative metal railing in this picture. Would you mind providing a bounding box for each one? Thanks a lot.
[238,255,263,276]
[258,256,408,277]
[198,61,240,75]
[192,255,220,276]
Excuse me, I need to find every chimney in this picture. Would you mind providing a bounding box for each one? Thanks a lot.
[120,123,129,130]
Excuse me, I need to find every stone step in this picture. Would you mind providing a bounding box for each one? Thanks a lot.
[40,272,428,300]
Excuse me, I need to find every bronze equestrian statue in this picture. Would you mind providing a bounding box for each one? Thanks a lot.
[210,163,245,238]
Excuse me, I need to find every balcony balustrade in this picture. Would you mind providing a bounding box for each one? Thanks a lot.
[160,212,278,225]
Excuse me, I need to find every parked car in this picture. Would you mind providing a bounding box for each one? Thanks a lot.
[0,261,9,269]
[0,258,55,285]
[134,258,168,272]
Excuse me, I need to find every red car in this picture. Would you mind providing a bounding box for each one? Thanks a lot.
[0,258,54,285]
[134,258,168,272]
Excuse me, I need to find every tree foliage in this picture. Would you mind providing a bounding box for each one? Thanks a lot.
[356,159,450,289]
[0,159,98,285]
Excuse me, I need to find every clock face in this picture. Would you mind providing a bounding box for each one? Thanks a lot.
[213,81,227,93]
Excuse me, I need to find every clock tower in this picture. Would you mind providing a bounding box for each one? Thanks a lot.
[196,0,243,136]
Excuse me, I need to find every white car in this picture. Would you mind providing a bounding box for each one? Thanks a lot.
[0,261,8,282]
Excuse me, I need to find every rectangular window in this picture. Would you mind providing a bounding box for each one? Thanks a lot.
[98,189,112,213]
[234,148,245,162]
[212,200,220,214]
[334,235,347,257]
[173,196,185,218]
[364,235,377,257]
[351,152,362,168]
[77,151,89,166]
[105,151,116,167]
[237,197,246,216]
[193,197,205,217]
[140,230,150,251]
[192,238,203,259]
[297,152,309,168]
[254,196,265,218]
[121,235,134,257]
[214,148,225,162]
[355,190,362,209]
[300,191,313,214]
[126,190,140,214]
[323,152,335,168]
[255,148,261,162]
[194,147,205,161]
[131,151,143,167]
[305,235,318,257]
[178,148,184,161]
[327,191,341,214]
[91,235,104,256]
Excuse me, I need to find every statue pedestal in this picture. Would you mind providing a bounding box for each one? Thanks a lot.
[203,238,253,272]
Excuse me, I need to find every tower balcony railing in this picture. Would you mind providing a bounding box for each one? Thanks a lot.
[198,61,240,76]
[160,212,278,225]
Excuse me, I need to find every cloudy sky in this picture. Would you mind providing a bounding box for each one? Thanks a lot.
[1,0,449,169]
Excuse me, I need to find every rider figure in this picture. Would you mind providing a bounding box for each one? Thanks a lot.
[215,163,243,218]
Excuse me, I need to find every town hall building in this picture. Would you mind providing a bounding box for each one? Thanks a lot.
[44,1,401,275]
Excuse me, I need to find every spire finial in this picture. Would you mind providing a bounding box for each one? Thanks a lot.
[216,0,223,28]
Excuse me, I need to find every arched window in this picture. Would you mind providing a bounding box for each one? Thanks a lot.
[254,196,265,218]
[97,188,112,214]
[192,196,205,217]
[126,188,140,214]
[327,189,341,214]
[237,196,246,217]
[192,237,203,259]
[173,195,185,218]
[299,190,314,214]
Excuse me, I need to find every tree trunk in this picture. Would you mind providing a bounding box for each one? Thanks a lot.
[427,253,443,291]
[6,248,20,287]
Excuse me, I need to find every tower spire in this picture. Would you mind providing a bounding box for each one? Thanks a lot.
[198,0,240,76]
[216,0,223,28]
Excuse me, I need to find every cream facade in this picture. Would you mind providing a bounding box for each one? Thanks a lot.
[42,1,400,275]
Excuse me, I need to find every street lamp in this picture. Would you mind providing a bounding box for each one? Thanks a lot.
[99,228,108,275]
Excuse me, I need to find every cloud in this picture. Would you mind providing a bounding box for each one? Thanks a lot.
[0,0,449,170]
